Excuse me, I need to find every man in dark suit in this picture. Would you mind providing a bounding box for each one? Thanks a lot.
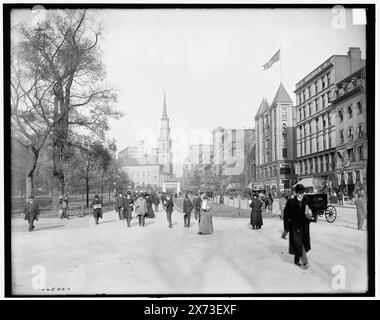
[192,193,202,222]
[23,195,40,232]
[283,184,312,269]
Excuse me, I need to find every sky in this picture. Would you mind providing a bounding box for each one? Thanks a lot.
[11,7,366,177]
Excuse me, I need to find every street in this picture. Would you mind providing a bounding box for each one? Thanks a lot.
[11,203,367,295]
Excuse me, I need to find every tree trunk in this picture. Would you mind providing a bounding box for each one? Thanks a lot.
[86,171,90,208]
[101,171,105,199]
[25,145,39,201]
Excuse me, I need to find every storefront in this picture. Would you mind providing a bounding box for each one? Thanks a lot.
[336,168,366,196]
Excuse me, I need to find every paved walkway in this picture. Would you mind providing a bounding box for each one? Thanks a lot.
[11,206,367,295]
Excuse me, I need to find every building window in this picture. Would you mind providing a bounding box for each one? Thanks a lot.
[323,135,326,149]
[358,144,364,160]
[303,107,306,119]
[327,113,331,126]
[308,103,312,116]
[322,95,326,108]
[338,110,343,122]
[315,98,319,112]
[357,101,363,114]
[315,118,319,131]
[322,77,326,89]
[316,139,319,151]
[323,117,326,128]
[320,157,323,172]
[348,127,354,141]
[327,72,331,86]
[340,130,344,144]
[282,109,287,118]
[328,133,332,149]
[358,124,364,138]
[308,86,311,99]
[315,81,318,94]
[310,139,313,153]
[348,105,353,118]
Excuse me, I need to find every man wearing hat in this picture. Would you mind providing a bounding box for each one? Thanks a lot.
[23,195,40,232]
[123,191,134,227]
[116,191,124,220]
[91,194,103,225]
[283,184,312,269]
[134,193,147,227]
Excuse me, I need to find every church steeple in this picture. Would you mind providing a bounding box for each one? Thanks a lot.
[162,91,168,120]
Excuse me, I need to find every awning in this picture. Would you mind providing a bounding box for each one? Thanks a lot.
[292,178,314,188]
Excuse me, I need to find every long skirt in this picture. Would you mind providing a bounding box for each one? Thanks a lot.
[199,210,213,234]
[146,205,155,218]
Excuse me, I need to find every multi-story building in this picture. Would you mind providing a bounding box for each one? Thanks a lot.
[121,159,170,188]
[294,47,365,191]
[255,82,296,192]
[332,66,367,195]
[189,144,213,167]
[212,127,255,189]
[157,92,173,176]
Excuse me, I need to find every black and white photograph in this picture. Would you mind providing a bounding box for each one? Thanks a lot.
[3,3,375,298]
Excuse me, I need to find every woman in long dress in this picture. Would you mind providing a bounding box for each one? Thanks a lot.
[198,194,213,235]
[145,193,155,218]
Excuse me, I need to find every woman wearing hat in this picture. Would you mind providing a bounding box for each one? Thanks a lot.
[198,194,213,235]
[283,184,312,269]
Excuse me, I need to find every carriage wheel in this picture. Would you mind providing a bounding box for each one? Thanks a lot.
[325,205,337,223]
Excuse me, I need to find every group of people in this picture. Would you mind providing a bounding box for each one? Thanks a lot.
[22,183,367,272]
[93,191,213,235]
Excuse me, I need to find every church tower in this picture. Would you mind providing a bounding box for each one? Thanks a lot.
[158,92,173,176]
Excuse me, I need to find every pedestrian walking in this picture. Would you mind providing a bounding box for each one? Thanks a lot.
[123,191,134,227]
[134,193,147,227]
[116,191,124,220]
[355,194,367,230]
[193,193,202,221]
[250,193,263,230]
[183,193,194,228]
[280,194,289,239]
[198,194,213,235]
[283,184,313,269]
[153,193,160,212]
[145,193,155,218]
[23,195,40,232]
[91,194,103,225]
[338,191,344,206]
[164,194,174,228]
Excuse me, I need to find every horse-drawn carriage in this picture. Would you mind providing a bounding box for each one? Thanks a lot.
[304,193,337,223]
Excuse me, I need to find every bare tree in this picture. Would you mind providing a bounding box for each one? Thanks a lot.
[12,9,122,202]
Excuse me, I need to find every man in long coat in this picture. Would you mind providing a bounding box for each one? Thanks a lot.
[116,191,124,220]
[24,195,40,232]
[183,193,194,228]
[192,193,202,222]
[164,194,174,228]
[134,193,147,227]
[355,193,367,230]
[283,184,312,269]
[250,193,263,229]
[123,191,134,227]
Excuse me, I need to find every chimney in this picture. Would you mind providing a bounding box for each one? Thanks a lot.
[347,47,363,73]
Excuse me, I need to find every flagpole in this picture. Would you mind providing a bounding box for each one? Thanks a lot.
[280,45,283,82]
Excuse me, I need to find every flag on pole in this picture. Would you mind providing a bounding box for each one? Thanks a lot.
[262,48,280,70]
